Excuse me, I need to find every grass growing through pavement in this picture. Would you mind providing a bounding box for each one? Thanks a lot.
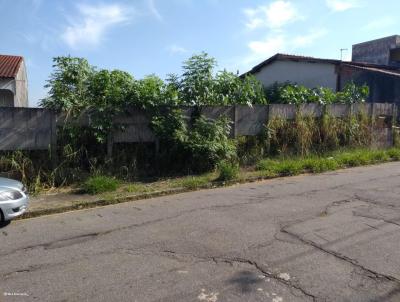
[82,175,120,195]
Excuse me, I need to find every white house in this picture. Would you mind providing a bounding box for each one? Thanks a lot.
[244,45,400,104]
[244,53,341,91]
[0,55,28,107]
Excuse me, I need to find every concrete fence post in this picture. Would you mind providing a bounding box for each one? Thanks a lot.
[50,111,58,169]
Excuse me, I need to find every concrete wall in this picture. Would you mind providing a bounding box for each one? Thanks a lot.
[352,35,400,66]
[0,104,396,151]
[111,104,396,149]
[252,60,338,91]
[0,108,55,150]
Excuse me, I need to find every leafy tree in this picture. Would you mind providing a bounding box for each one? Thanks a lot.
[180,52,217,106]
[199,70,267,106]
[40,56,95,113]
[164,73,181,105]
[86,69,136,142]
[239,75,267,105]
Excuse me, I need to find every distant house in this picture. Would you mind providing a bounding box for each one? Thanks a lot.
[244,35,400,104]
[0,55,28,107]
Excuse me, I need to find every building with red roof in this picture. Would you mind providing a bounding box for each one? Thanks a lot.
[0,55,28,107]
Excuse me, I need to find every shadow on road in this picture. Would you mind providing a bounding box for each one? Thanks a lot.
[0,220,11,228]
[228,271,263,293]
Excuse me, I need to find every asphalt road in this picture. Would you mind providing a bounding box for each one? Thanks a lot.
[1,163,400,302]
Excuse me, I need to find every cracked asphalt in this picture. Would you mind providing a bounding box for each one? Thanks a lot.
[1,163,400,302]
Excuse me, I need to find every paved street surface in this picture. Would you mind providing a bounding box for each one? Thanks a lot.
[2,163,400,302]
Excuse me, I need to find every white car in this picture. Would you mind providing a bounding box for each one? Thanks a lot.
[0,177,29,222]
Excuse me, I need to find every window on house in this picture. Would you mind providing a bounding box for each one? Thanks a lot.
[390,48,400,63]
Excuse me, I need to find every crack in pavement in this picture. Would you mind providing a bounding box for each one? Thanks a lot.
[353,194,400,210]
[160,250,317,302]
[352,211,400,228]
[0,199,267,257]
[281,226,400,285]
[320,199,353,216]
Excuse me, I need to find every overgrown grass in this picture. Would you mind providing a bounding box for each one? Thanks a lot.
[256,148,400,177]
[173,175,214,190]
[82,175,120,195]
[267,112,373,156]
[124,183,152,194]
[217,161,240,181]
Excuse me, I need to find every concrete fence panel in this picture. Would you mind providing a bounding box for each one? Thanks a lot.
[235,105,268,136]
[373,103,394,116]
[113,108,155,143]
[298,104,323,117]
[0,108,55,150]
[352,103,372,116]
[326,104,350,117]
[268,104,296,119]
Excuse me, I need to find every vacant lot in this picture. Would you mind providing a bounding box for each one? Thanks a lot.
[1,163,400,302]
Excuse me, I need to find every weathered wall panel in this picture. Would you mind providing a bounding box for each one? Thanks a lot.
[0,108,54,150]
[268,104,296,119]
[0,104,397,150]
[236,105,268,136]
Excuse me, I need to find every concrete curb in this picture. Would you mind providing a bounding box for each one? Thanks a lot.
[17,176,271,220]
[17,159,399,220]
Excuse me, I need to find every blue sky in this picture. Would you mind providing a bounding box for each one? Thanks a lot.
[0,0,399,107]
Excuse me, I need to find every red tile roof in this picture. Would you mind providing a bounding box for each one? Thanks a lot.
[0,55,23,78]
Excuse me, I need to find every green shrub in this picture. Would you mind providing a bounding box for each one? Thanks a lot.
[387,148,400,160]
[217,161,239,181]
[265,82,369,105]
[186,116,237,172]
[82,175,119,194]
[371,150,390,162]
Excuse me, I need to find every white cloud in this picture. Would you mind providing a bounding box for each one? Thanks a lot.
[62,3,130,49]
[147,0,162,21]
[167,44,188,55]
[245,35,286,65]
[242,27,328,70]
[325,0,360,12]
[244,1,301,30]
[292,28,328,47]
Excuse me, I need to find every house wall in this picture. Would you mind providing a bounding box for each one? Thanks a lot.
[340,65,400,104]
[14,61,28,107]
[352,35,400,66]
[0,61,29,107]
[252,60,338,90]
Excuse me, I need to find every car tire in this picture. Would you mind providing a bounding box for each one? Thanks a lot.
[0,209,4,223]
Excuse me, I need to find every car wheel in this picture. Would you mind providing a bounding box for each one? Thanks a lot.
[0,209,4,223]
